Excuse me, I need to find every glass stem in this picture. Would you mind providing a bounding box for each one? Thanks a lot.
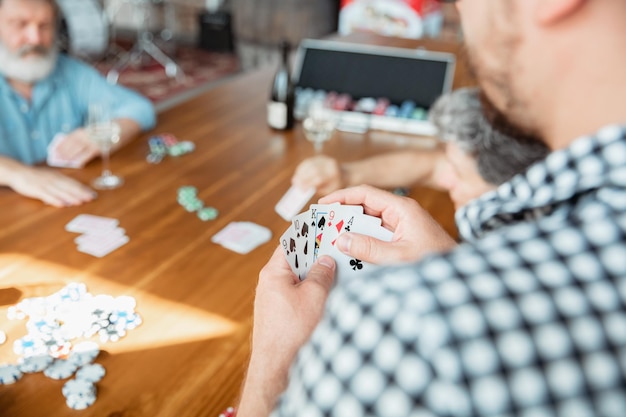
[101,145,112,177]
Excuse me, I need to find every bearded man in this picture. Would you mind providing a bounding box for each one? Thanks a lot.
[0,0,155,207]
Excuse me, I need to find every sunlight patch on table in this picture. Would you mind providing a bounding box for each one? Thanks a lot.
[0,253,237,361]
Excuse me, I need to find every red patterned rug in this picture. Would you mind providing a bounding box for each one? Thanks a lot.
[94,42,241,109]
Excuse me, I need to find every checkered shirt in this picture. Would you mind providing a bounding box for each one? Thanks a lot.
[271,124,626,417]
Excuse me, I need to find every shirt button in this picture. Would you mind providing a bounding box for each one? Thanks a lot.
[20,104,28,113]
[31,131,39,140]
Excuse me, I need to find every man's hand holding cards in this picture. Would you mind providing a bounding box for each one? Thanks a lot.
[279,203,392,281]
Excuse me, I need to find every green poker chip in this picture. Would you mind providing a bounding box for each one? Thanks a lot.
[197,207,218,221]
[177,186,197,196]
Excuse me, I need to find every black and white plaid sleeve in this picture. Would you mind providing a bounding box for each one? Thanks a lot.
[270,125,626,417]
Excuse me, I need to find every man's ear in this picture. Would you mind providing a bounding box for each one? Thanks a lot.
[535,0,586,25]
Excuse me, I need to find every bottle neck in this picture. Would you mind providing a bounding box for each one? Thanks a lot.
[280,42,290,66]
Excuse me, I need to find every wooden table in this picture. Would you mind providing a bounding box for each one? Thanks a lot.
[0,33,465,417]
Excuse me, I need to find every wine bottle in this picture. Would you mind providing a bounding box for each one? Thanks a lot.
[267,40,295,130]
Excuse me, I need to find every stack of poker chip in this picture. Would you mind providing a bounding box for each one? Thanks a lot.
[177,186,219,221]
[146,133,195,164]
[0,283,141,409]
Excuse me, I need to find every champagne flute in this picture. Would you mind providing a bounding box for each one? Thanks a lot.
[302,100,337,153]
[86,103,124,190]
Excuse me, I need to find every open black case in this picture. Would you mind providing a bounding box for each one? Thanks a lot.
[292,39,456,136]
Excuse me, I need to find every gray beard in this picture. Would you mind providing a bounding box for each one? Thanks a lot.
[0,42,58,84]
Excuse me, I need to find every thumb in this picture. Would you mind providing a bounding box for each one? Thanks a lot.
[336,232,392,265]
[303,255,336,299]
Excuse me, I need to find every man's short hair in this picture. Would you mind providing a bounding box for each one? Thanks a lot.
[0,0,60,18]
[429,87,549,185]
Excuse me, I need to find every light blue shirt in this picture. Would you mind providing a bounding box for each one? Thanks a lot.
[0,54,156,165]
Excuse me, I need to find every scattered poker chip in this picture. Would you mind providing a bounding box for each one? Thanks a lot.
[13,335,46,357]
[68,341,100,366]
[177,185,197,195]
[65,392,97,410]
[18,354,54,373]
[146,134,194,162]
[219,407,237,417]
[76,363,106,383]
[43,359,79,380]
[197,207,219,221]
[98,323,126,343]
[146,153,164,164]
[62,378,97,398]
[183,199,203,212]
[4,283,141,409]
[47,339,72,358]
[177,186,220,219]
[0,330,6,345]
[7,305,27,320]
[168,141,195,157]
[0,364,23,384]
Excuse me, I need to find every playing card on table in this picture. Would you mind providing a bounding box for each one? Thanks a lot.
[77,234,130,258]
[65,214,119,234]
[74,227,127,245]
[212,221,272,254]
[66,214,129,257]
[275,185,316,221]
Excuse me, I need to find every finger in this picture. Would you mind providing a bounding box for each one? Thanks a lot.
[299,255,336,301]
[335,232,406,265]
[39,193,70,208]
[260,246,298,285]
[293,162,322,189]
[319,185,395,217]
[46,182,97,206]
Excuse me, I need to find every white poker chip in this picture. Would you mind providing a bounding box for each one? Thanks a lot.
[75,363,106,383]
[0,330,6,345]
[68,341,100,366]
[65,392,97,410]
[13,335,46,357]
[0,364,23,384]
[18,354,54,373]
[43,359,78,380]
[62,378,97,398]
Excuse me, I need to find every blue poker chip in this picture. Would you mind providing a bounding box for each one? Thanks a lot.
[62,378,97,398]
[43,359,78,380]
[0,364,23,384]
[18,354,54,373]
[65,392,97,410]
[76,363,106,383]
[62,378,98,409]
[67,341,100,366]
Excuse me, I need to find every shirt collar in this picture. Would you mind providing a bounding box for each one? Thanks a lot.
[456,124,626,240]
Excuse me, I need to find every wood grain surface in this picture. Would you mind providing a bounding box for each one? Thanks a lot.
[0,33,468,417]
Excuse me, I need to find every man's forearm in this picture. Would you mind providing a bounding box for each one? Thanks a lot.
[343,149,443,190]
[237,352,290,417]
[0,155,27,188]
[113,118,143,152]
